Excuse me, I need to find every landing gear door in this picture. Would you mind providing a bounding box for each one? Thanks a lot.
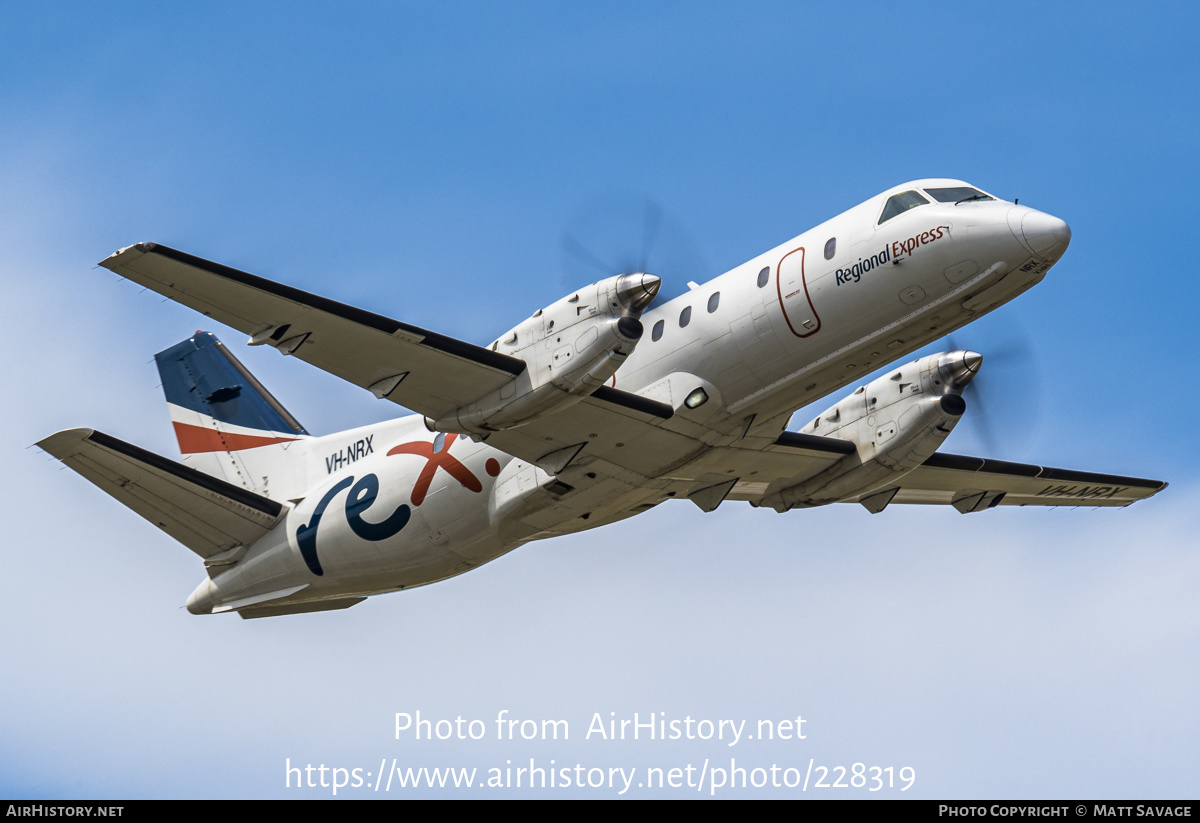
[776,246,820,338]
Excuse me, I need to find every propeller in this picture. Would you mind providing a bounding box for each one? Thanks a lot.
[944,330,1043,459]
[558,191,710,307]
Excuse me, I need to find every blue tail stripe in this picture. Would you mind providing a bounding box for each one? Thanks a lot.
[155,332,308,435]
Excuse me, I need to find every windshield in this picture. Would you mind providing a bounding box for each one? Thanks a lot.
[878,190,930,224]
[924,186,993,204]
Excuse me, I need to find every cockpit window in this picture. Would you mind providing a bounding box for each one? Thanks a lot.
[878,190,930,224]
[924,186,993,204]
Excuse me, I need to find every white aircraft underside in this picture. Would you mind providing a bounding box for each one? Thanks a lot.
[38,179,1166,618]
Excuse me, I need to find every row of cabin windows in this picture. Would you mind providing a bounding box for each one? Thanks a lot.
[647,243,833,343]
[650,289,723,341]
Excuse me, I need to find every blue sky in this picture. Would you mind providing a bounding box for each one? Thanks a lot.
[3,1,1198,798]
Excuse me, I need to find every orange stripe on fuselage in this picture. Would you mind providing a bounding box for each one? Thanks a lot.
[172,421,300,454]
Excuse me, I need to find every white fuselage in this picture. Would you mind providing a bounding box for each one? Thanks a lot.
[187,179,1068,614]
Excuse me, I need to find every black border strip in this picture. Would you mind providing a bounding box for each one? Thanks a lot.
[143,244,526,376]
[591,386,674,419]
[87,430,285,517]
[774,430,857,455]
[924,452,1166,490]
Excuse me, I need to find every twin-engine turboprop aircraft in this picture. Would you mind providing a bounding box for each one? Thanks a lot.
[39,179,1166,618]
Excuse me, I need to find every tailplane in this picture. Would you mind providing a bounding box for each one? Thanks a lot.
[156,331,310,498]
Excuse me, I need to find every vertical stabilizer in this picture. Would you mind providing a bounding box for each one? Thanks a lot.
[155,332,310,498]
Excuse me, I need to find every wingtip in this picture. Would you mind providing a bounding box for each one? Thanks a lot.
[35,427,98,457]
[101,242,157,267]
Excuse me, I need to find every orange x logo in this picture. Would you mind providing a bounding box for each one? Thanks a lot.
[386,433,482,506]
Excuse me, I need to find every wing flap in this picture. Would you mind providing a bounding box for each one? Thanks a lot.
[484,391,701,482]
[100,243,525,420]
[719,431,857,500]
[37,428,286,558]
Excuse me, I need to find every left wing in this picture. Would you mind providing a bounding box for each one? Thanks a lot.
[101,243,527,421]
[99,244,852,492]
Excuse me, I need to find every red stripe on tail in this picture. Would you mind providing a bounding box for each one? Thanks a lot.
[172,421,300,454]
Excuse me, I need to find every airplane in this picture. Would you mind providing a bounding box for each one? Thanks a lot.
[38,179,1167,618]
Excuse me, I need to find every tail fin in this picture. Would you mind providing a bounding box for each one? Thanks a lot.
[156,331,310,497]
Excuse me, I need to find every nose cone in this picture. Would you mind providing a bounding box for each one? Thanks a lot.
[1013,208,1071,262]
[615,272,661,313]
[938,350,983,390]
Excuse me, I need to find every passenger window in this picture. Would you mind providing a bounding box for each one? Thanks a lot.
[824,237,836,260]
[652,319,664,341]
[679,306,692,328]
[707,292,720,313]
[757,267,769,288]
[878,190,929,224]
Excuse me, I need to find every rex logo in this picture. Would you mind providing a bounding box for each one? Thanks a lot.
[296,474,411,576]
[386,432,500,505]
[294,433,503,576]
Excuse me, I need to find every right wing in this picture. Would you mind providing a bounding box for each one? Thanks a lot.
[842,452,1167,512]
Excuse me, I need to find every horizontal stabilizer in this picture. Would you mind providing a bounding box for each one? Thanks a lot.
[37,428,287,559]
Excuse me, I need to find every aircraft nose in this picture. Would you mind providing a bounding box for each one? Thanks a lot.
[1011,208,1071,262]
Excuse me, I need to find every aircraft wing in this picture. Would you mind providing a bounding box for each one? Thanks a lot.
[101,244,856,491]
[36,428,287,559]
[841,452,1167,512]
[100,243,527,421]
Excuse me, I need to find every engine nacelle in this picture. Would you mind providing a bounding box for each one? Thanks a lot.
[429,272,659,435]
[760,350,981,511]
